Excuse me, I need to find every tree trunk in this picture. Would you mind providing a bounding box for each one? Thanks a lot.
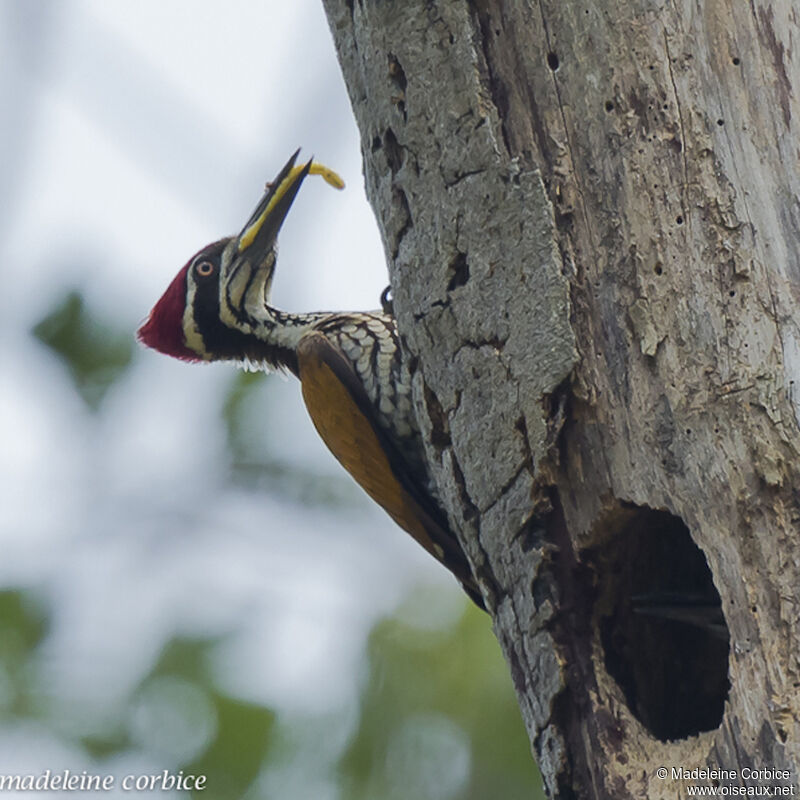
[323,1,800,797]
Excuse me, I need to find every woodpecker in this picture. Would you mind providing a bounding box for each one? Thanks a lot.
[138,151,483,608]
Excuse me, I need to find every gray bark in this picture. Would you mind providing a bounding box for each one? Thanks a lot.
[323,1,800,797]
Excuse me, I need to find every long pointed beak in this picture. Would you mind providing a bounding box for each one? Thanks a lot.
[235,149,311,259]
[224,151,344,314]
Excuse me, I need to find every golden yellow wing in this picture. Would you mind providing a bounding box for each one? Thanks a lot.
[296,332,483,608]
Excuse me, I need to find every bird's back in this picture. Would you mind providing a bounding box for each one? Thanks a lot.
[307,311,435,497]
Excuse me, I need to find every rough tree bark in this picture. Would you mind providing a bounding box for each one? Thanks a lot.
[323,1,800,798]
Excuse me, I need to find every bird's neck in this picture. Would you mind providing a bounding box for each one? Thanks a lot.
[239,305,332,374]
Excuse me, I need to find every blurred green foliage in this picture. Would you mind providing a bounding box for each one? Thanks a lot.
[0,587,542,799]
[0,591,49,717]
[222,369,364,508]
[340,600,544,800]
[32,290,134,411]
[157,639,275,798]
[222,370,269,460]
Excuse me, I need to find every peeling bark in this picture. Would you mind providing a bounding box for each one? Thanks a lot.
[323,1,800,797]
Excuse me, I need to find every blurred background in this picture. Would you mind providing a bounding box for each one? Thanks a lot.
[0,1,543,797]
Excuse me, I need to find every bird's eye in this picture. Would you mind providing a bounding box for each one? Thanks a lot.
[195,260,215,277]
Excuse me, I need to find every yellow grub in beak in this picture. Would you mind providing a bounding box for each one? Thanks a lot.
[238,160,344,253]
[308,162,345,190]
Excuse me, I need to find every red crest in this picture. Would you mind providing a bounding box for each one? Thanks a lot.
[137,263,200,362]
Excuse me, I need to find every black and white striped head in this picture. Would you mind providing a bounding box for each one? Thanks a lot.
[137,151,313,363]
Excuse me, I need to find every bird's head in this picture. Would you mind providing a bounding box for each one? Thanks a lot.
[137,150,343,364]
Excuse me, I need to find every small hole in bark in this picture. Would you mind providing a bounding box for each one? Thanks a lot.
[732,57,741,65]
[446,251,470,291]
[654,264,663,276]
[387,53,407,91]
[383,128,404,175]
[587,505,729,741]
[675,215,684,225]
[717,118,725,126]
[547,52,560,70]
[605,100,615,112]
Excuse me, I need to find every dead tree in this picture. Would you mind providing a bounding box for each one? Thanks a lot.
[323,1,800,797]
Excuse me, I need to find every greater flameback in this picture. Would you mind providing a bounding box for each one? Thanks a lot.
[138,151,483,609]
